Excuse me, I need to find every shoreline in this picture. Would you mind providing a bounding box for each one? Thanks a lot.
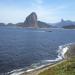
[10,43,69,75]
[10,43,70,75]
[20,60,65,75]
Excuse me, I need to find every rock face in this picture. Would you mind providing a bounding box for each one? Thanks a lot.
[24,12,38,28]
[16,12,51,28]
[64,43,75,59]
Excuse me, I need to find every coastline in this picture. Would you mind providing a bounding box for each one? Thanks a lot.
[12,43,69,75]
[20,60,65,75]
[10,43,70,75]
[20,43,75,75]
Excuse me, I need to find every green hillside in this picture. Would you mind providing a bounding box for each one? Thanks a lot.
[38,57,75,75]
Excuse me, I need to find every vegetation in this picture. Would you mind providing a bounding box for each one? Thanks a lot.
[63,25,75,29]
[38,57,75,75]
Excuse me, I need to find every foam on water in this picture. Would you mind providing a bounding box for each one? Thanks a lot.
[10,71,24,75]
[43,43,70,62]
[57,43,75,59]
[7,43,74,75]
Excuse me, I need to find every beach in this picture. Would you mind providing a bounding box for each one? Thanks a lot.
[21,60,65,75]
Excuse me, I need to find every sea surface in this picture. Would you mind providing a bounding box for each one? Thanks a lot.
[0,26,75,75]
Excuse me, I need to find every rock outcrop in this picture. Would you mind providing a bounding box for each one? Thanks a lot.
[17,12,51,28]
[24,12,38,28]
[64,43,75,59]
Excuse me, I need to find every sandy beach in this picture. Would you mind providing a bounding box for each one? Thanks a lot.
[21,60,65,75]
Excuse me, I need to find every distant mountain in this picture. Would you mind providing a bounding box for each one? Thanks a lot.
[16,12,51,28]
[63,25,75,29]
[1,13,75,29]
[7,23,15,26]
[52,19,75,28]
[0,23,16,27]
[0,23,6,26]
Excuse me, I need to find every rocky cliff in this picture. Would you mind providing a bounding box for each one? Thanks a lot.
[24,12,38,28]
[17,12,51,28]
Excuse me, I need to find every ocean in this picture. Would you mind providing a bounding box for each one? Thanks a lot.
[0,26,75,75]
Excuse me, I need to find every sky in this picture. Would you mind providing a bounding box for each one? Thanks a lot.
[0,0,75,24]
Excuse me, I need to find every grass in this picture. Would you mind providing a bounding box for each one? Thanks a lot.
[38,57,75,75]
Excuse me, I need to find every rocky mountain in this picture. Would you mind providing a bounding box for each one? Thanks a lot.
[17,12,51,28]
[24,12,38,28]
[0,23,16,27]
[0,12,51,28]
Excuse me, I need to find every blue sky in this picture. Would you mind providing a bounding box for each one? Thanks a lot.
[0,0,75,23]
